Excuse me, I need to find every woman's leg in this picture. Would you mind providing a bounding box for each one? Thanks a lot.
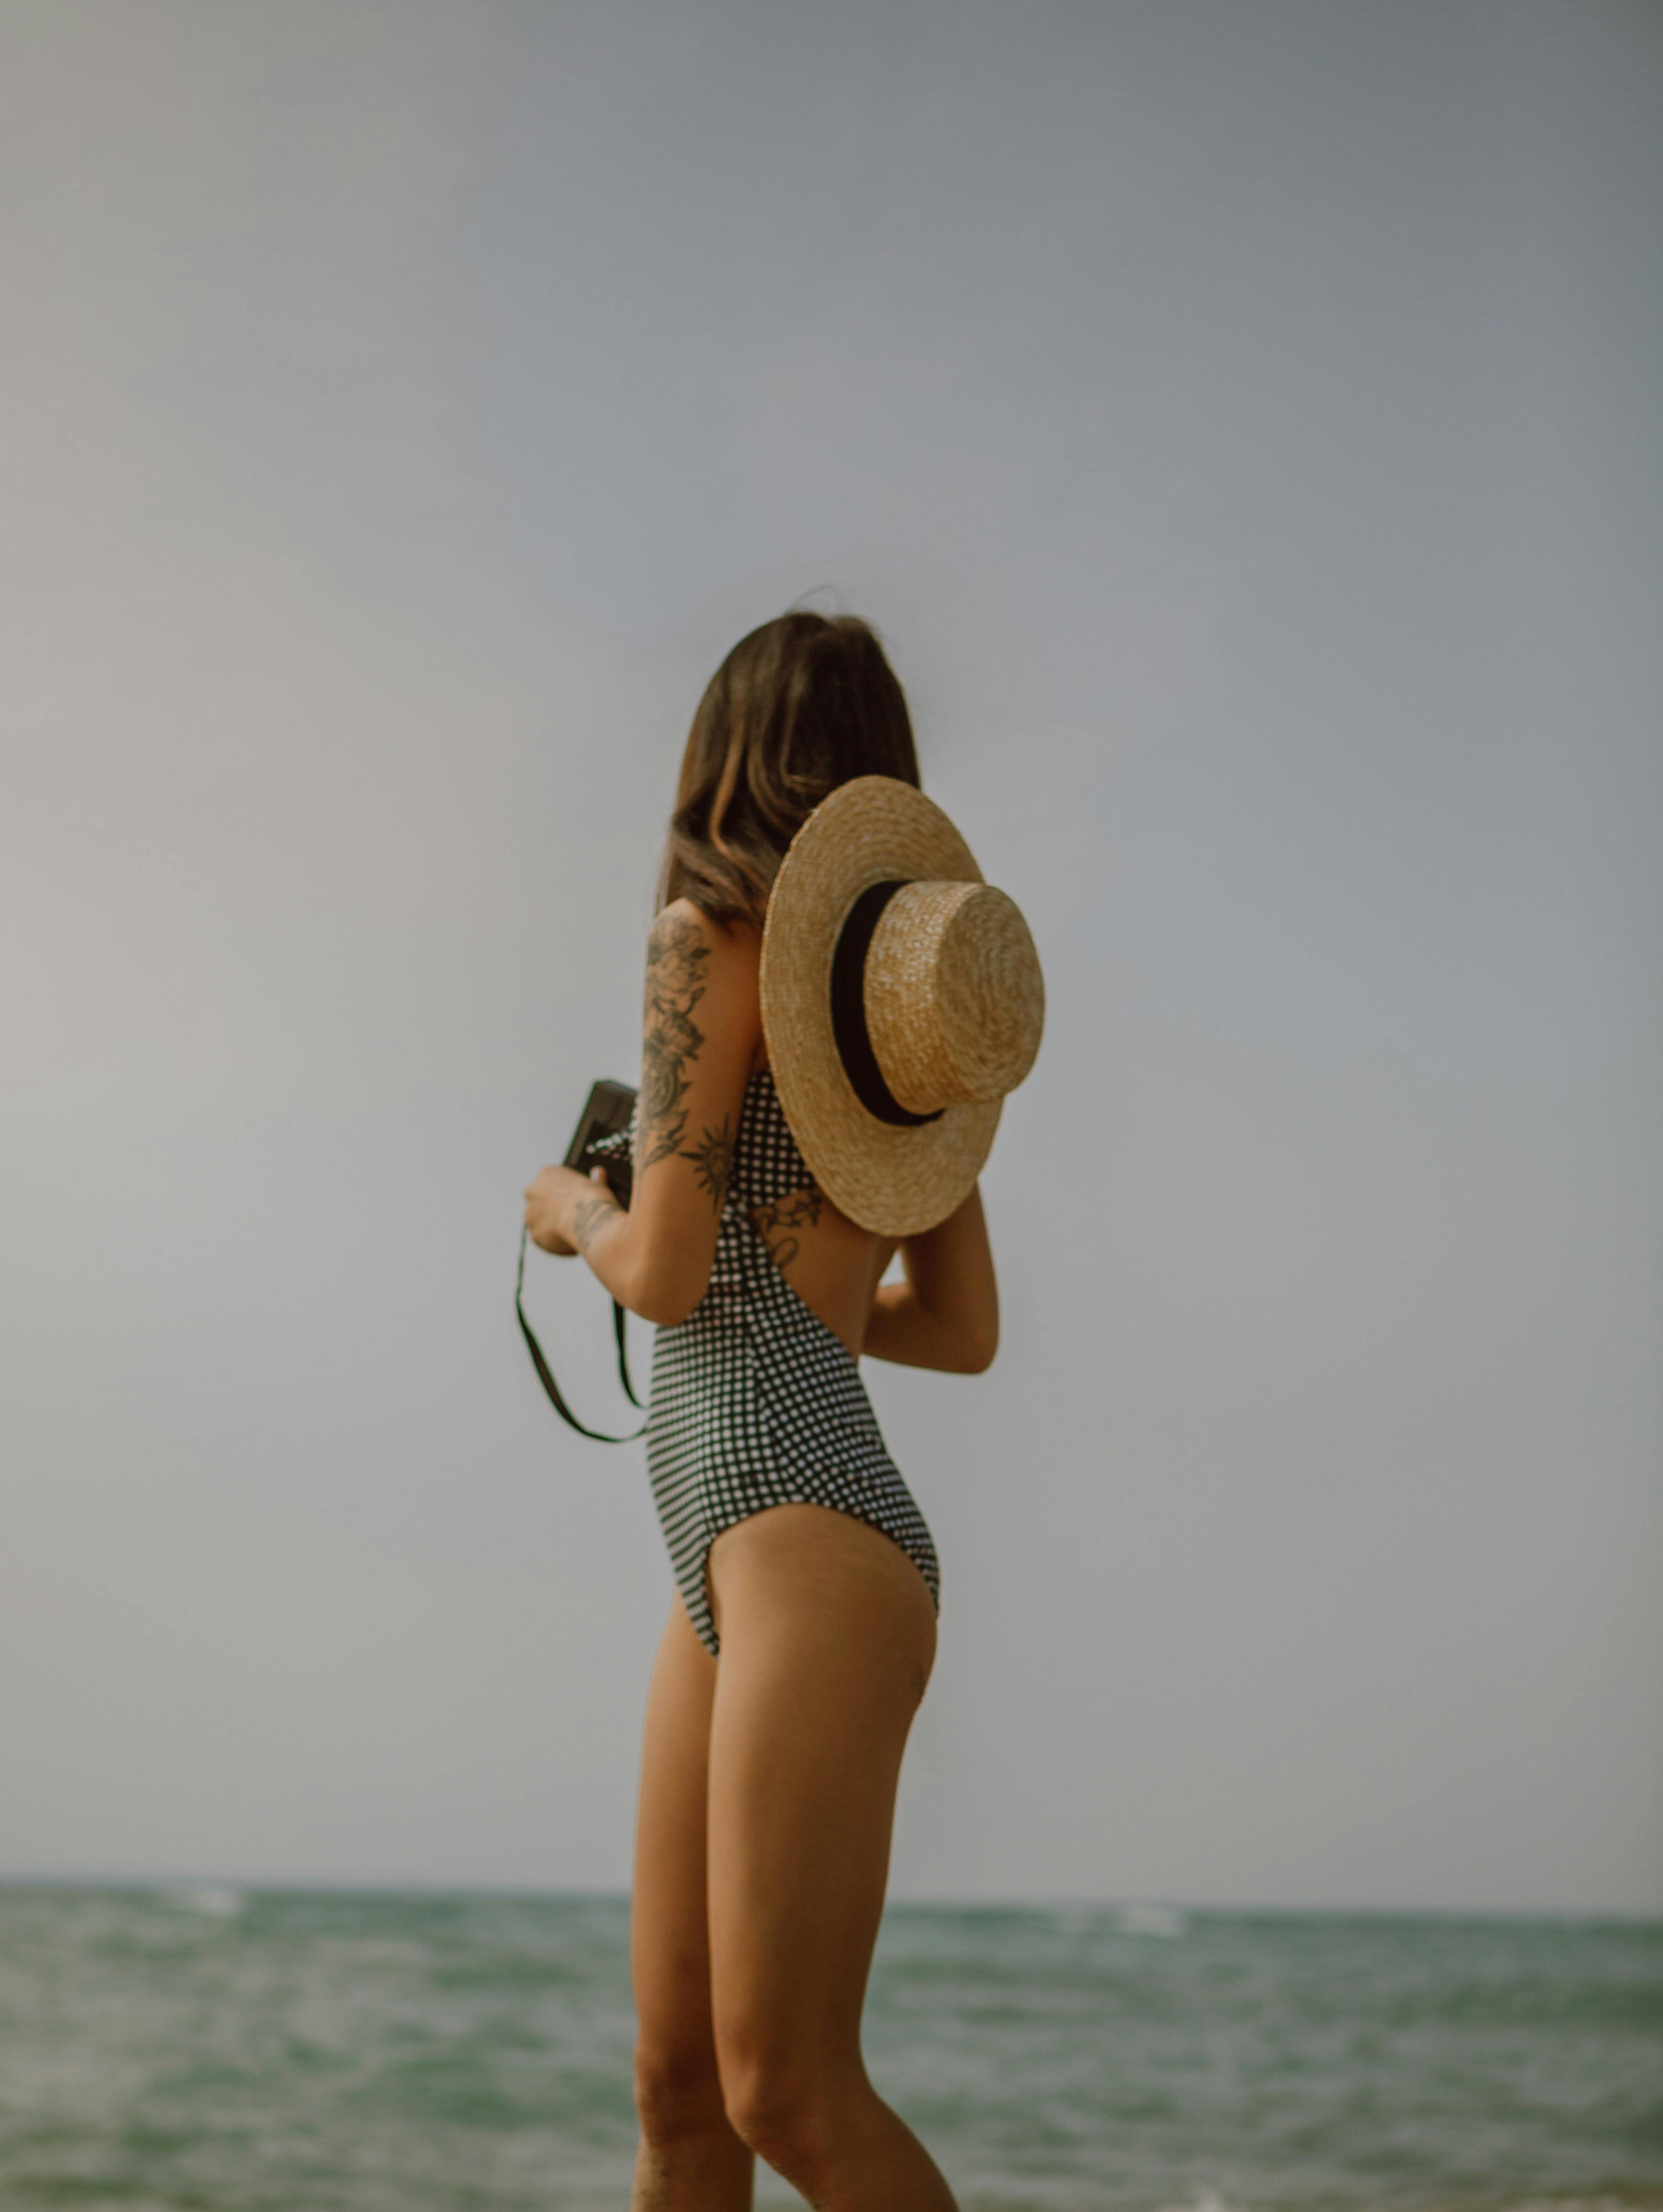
[704,1503,958,2210]
[630,1599,753,2211]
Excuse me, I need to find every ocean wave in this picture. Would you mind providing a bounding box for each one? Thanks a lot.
[2,1890,1656,2211]
[1112,1901,1187,1937]
[157,1883,245,1917]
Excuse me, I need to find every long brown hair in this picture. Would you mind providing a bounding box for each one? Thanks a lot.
[658,612,920,928]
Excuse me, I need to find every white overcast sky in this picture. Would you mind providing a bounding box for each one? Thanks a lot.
[3,0,1660,1915]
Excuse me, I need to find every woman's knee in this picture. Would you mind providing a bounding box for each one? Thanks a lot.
[633,2036,729,2148]
[717,2047,854,2184]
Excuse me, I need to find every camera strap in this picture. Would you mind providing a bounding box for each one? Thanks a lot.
[515,1224,646,1445]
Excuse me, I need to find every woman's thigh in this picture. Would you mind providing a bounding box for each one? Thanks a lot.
[703,1503,937,2086]
[631,1597,721,2080]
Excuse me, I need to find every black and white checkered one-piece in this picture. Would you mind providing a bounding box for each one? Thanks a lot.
[641,1066,940,1657]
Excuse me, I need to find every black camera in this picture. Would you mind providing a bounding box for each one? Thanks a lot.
[563,1078,637,1209]
[516,1078,644,1444]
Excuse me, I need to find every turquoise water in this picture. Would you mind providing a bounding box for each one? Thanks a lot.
[0,1886,1658,2210]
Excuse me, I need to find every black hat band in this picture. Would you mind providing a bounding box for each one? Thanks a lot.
[828,881,945,1130]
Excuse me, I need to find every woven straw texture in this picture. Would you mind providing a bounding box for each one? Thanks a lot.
[865,880,1044,1113]
[760,777,1042,1236]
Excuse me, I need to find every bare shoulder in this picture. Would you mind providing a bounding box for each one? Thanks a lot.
[637,899,760,1175]
[646,898,761,1007]
[641,898,760,1063]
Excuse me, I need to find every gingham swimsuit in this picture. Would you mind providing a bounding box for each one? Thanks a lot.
[639,1067,940,1656]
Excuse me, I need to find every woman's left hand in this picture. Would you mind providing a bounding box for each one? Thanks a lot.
[524,1164,607,1256]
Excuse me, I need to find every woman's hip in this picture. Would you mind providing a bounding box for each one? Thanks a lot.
[705,1500,938,1694]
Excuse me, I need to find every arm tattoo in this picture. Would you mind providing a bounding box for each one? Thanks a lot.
[682,1115,735,1216]
[636,913,710,1171]
[574,1192,620,1256]
[750,1184,823,1272]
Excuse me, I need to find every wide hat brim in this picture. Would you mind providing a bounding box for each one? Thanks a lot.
[760,777,1004,1237]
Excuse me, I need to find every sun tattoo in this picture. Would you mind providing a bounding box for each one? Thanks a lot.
[750,1184,823,1272]
[682,1115,735,1216]
[636,911,710,1172]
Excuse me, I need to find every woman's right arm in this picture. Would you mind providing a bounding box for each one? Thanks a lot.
[861,1185,999,1374]
[523,900,760,1325]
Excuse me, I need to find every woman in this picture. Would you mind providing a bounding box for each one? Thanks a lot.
[524,611,1039,2209]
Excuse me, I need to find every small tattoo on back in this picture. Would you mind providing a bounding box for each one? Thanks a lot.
[750,1185,823,1272]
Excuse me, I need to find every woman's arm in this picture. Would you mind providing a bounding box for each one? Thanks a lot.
[523,901,759,1325]
[862,1185,998,1374]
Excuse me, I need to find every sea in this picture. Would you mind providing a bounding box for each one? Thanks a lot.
[0,1885,1658,2212]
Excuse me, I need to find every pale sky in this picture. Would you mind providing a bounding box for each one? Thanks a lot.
[3,0,1660,1914]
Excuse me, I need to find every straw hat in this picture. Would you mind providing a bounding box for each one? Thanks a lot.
[759,777,1044,1237]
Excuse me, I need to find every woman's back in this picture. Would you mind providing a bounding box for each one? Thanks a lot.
[692,918,896,1358]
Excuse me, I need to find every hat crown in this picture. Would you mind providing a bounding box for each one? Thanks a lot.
[759,775,1046,1235]
[863,880,1045,1116]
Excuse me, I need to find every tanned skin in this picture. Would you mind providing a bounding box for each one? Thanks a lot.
[523,900,996,2210]
[636,911,715,1174]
